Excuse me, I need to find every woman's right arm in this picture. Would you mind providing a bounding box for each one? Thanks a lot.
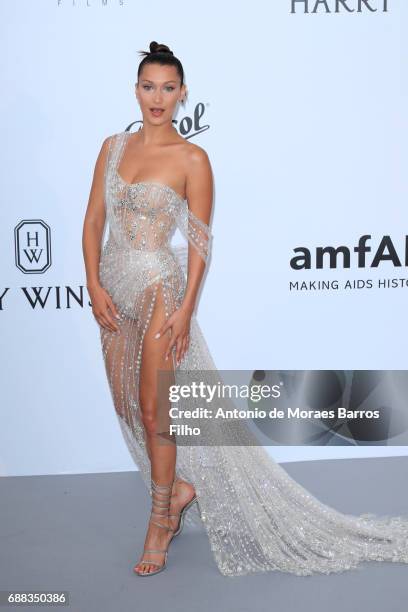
[82,136,120,333]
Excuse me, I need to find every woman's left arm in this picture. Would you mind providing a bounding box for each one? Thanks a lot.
[181,145,213,313]
[155,145,214,365]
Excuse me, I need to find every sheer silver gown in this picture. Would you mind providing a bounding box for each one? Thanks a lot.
[98,129,408,577]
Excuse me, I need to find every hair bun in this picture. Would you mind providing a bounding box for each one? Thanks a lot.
[149,40,173,56]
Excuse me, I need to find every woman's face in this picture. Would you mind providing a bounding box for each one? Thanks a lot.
[136,63,185,125]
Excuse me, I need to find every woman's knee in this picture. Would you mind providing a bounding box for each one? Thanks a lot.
[140,410,158,436]
[139,393,159,436]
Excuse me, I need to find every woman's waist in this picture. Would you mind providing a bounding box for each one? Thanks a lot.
[102,238,175,254]
[100,239,180,269]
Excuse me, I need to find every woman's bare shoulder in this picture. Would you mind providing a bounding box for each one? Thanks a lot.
[183,140,213,198]
[183,139,210,164]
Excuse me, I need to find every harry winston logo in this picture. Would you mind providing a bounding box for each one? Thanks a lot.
[14,220,52,274]
[290,0,389,12]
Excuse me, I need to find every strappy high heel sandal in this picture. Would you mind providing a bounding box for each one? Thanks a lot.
[134,478,175,577]
[168,479,198,538]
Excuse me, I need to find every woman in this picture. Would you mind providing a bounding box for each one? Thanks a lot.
[82,41,408,578]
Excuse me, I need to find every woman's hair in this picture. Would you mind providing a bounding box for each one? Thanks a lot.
[137,41,185,90]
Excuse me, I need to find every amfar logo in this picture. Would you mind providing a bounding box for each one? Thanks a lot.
[290,0,389,12]
[126,102,210,140]
[14,220,52,274]
[290,235,408,270]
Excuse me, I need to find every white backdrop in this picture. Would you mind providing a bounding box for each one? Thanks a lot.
[0,0,406,476]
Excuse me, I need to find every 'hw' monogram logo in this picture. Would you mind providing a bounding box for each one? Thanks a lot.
[14,220,52,273]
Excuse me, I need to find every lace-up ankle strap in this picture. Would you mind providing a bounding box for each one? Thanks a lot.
[149,478,175,533]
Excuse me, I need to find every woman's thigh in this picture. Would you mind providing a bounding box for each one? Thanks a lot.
[139,281,175,435]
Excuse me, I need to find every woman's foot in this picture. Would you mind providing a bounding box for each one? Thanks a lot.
[134,479,175,576]
[133,519,174,575]
[168,478,197,534]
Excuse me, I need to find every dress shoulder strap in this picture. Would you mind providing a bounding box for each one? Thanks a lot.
[104,131,127,190]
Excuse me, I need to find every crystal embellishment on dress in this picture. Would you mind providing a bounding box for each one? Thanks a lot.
[98,130,408,577]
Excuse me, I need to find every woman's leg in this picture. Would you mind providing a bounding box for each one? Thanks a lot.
[134,281,178,575]
[101,281,197,571]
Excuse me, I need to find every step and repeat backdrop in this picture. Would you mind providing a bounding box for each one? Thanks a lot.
[0,0,406,476]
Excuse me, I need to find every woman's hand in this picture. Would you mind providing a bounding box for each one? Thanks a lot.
[155,304,193,366]
[88,283,120,333]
